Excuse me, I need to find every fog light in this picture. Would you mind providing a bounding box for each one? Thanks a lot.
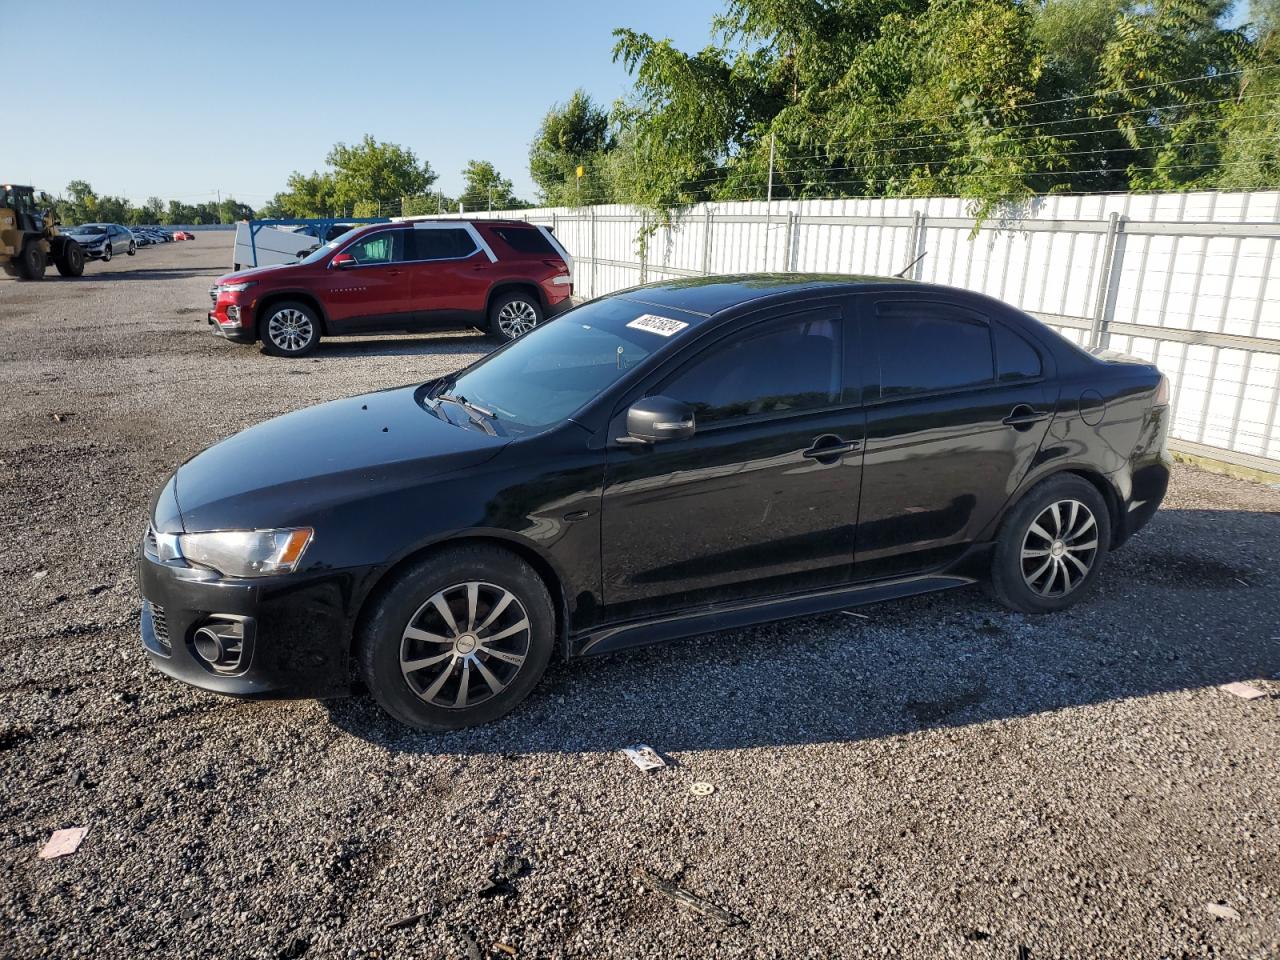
[190,616,251,675]
[223,305,241,326]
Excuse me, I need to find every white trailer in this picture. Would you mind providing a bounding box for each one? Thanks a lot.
[230,222,319,271]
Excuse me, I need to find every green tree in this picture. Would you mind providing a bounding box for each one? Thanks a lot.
[1217,0,1280,188]
[530,89,616,205]
[458,160,524,211]
[326,135,437,211]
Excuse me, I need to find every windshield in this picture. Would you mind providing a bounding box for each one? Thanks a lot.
[296,228,360,265]
[64,225,105,235]
[441,297,693,435]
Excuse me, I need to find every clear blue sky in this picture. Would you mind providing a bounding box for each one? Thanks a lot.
[9,0,726,207]
[9,0,1255,209]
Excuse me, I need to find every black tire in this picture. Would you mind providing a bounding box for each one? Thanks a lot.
[989,474,1111,614]
[102,244,112,263]
[16,242,47,280]
[357,544,555,730]
[127,240,137,256]
[259,300,321,357]
[488,289,544,341]
[55,240,85,278]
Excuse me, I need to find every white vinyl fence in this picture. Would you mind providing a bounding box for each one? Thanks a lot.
[442,192,1280,473]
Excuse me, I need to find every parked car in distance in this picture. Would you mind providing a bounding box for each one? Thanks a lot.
[133,230,153,247]
[59,223,136,261]
[207,219,575,355]
[173,230,195,241]
[140,274,1172,730]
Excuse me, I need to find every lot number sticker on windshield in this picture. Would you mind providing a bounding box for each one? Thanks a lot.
[627,314,689,337]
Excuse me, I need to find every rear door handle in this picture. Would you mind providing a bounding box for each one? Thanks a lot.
[1003,405,1050,429]
[803,435,862,462]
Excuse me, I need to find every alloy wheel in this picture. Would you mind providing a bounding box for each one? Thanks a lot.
[497,300,538,339]
[267,308,314,353]
[1020,499,1099,597]
[399,581,531,710]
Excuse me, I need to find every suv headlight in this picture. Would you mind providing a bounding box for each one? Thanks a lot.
[179,528,313,578]
[218,281,256,294]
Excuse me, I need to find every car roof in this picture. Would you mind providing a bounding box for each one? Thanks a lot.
[612,273,916,318]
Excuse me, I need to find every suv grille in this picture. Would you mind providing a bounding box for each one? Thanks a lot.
[209,285,219,307]
[148,602,171,651]
[144,524,159,558]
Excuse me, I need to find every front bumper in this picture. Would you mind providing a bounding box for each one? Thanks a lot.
[207,306,254,342]
[136,550,357,698]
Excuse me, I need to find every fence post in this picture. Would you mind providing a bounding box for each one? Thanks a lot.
[1090,212,1124,349]
[589,205,597,299]
[785,211,799,271]
[639,210,649,285]
[702,205,713,276]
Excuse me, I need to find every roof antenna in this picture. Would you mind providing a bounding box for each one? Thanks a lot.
[894,249,927,279]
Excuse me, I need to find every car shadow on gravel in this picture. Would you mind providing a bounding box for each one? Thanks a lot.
[324,508,1279,756]
[81,268,225,282]
[315,334,495,359]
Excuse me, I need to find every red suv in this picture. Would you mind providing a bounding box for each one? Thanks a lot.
[207,219,574,356]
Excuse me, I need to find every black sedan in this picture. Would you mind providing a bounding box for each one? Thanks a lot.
[137,275,1171,729]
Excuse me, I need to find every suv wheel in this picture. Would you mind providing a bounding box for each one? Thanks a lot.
[357,544,555,730]
[490,290,543,341]
[261,301,321,357]
[989,474,1111,614]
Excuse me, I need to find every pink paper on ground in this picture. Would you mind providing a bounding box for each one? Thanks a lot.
[38,827,89,859]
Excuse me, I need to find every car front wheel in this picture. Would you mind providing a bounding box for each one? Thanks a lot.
[102,245,112,262]
[357,544,555,730]
[260,301,320,357]
[490,290,544,341]
[988,474,1111,614]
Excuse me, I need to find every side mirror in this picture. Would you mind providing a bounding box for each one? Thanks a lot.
[331,252,357,269]
[622,396,696,444]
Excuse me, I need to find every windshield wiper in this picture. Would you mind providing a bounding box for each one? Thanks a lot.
[436,392,497,436]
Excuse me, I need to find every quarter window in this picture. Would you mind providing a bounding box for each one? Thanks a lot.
[410,228,477,261]
[491,226,556,255]
[994,322,1043,381]
[346,230,404,264]
[661,314,841,425]
[870,301,994,398]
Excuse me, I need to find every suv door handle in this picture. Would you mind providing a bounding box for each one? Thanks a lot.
[802,435,861,463]
[1003,405,1050,429]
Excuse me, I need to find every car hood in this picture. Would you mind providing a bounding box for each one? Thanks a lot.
[68,233,106,244]
[170,384,507,531]
[216,262,295,285]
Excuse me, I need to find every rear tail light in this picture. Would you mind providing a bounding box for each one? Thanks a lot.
[1154,374,1169,407]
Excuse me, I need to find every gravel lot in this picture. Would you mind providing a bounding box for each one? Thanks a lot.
[1,238,1278,959]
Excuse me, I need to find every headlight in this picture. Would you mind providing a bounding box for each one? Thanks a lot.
[218,281,256,294]
[179,527,313,578]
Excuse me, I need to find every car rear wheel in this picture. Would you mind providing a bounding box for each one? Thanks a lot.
[989,474,1111,614]
[490,290,543,341]
[357,544,555,730]
[260,301,320,357]
[127,240,137,256]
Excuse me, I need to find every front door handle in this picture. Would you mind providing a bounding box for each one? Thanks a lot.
[803,434,862,463]
[1002,405,1050,430]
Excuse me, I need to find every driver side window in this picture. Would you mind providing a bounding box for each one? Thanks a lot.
[659,312,843,426]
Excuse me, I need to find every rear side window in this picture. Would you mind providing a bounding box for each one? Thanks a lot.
[870,300,994,398]
[490,226,556,256]
[661,314,841,425]
[411,228,477,261]
[993,322,1043,381]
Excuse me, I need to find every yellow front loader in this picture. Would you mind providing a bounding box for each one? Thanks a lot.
[0,184,85,280]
